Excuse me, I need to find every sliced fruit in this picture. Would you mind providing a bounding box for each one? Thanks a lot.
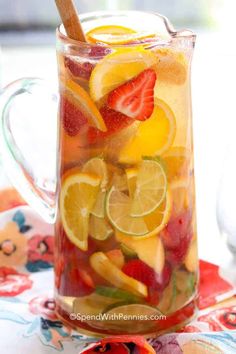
[61,78,107,135]
[86,25,136,43]
[108,68,156,121]
[90,252,148,297]
[83,157,109,189]
[184,239,198,272]
[91,191,106,217]
[154,48,188,85]
[119,99,176,164]
[170,177,191,215]
[130,159,167,217]
[95,285,140,302]
[89,215,113,241]
[60,171,101,251]
[120,243,137,259]
[110,171,128,192]
[62,268,94,297]
[122,259,171,305]
[125,167,138,197]
[83,157,108,217]
[106,187,171,237]
[104,303,163,332]
[162,146,190,181]
[116,232,165,273]
[73,293,118,316]
[64,56,94,81]
[160,211,192,267]
[90,48,157,101]
[60,96,87,136]
[87,106,135,145]
[106,249,125,269]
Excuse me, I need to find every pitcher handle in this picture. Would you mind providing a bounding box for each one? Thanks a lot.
[0,78,58,223]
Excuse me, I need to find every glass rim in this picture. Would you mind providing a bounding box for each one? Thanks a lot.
[56,10,196,49]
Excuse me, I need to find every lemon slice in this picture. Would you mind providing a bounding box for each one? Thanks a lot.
[130,159,167,217]
[90,252,147,297]
[119,99,176,164]
[106,187,171,237]
[89,215,113,241]
[60,171,101,251]
[83,157,108,217]
[62,78,107,132]
[90,48,157,101]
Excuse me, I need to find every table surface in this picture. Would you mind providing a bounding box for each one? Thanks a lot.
[1,30,236,275]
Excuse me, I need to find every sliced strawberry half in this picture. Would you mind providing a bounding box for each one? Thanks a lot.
[107,68,157,121]
[122,259,172,305]
[85,106,134,145]
[60,96,88,136]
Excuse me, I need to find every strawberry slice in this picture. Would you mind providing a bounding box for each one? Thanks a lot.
[60,96,87,136]
[122,259,171,305]
[86,106,134,145]
[107,68,157,121]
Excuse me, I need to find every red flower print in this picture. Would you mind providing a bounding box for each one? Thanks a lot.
[28,235,54,263]
[29,296,57,320]
[0,267,33,296]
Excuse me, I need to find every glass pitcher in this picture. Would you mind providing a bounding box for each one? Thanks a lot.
[0,11,198,336]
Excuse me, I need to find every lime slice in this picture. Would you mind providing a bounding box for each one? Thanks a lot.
[95,286,140,302]
[89,214,113,241]
[106,187,149,236]
[130,159,167,217]
[106,186,171,237]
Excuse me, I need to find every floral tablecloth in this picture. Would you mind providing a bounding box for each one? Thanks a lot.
[1,187,236,353]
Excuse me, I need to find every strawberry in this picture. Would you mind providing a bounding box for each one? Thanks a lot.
[107,68,156,121]
[86,106,134,145]
[65,57,94,81]
[60,96,87,136]
[160,211,192,267]
[122,259,171,305]
[60,267,94,297]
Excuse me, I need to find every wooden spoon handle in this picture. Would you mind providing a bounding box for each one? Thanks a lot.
[55,0,86,42]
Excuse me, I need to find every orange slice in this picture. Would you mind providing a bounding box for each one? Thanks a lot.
[60,171,101,251]
[89,48,157,101]
[62,78,107,132]
[119,99,176,164]
[86,25,136,44]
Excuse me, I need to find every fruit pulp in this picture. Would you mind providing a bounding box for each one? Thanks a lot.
[55,23,198,335]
